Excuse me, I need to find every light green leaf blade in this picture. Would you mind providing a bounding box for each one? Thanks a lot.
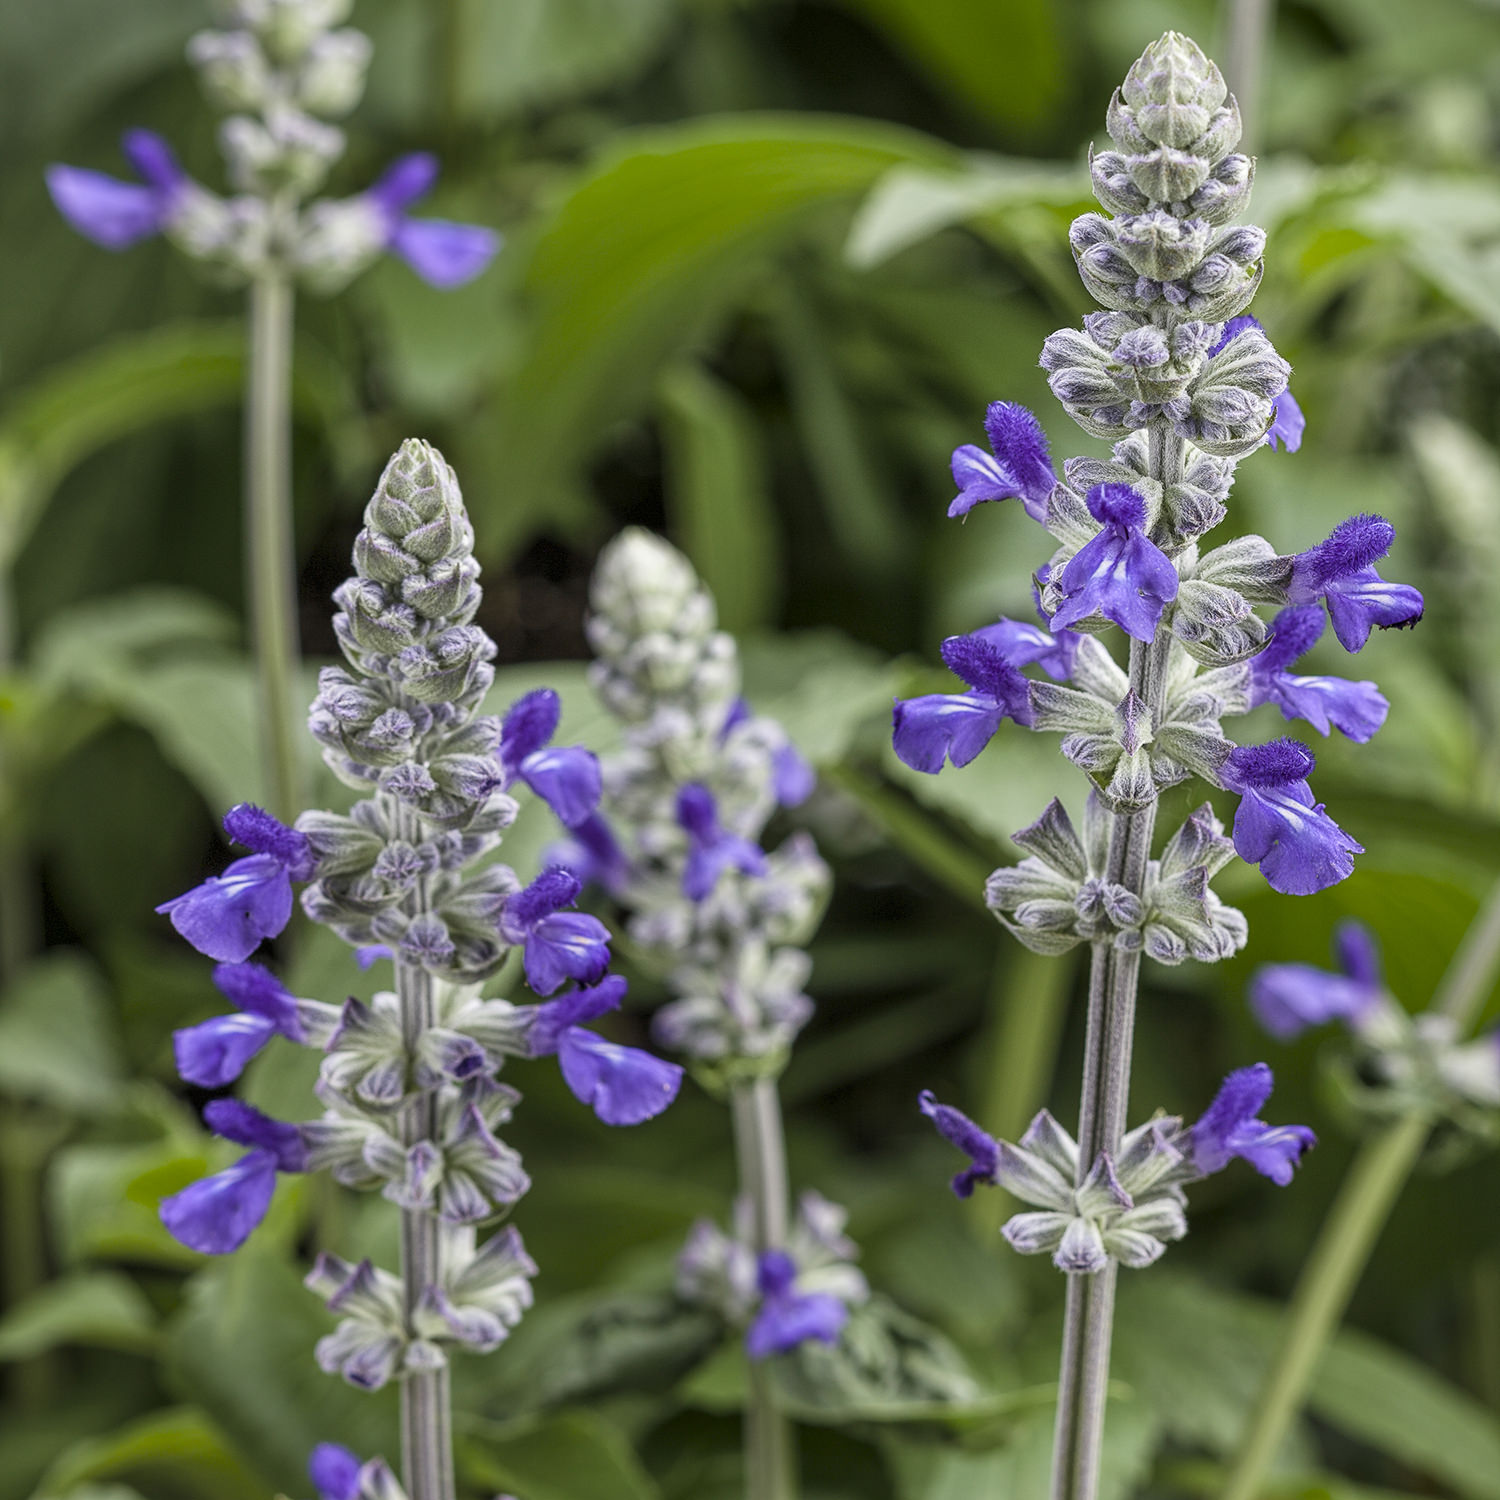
[465,1410,663,1500]
[0,1271,157,1361]
[0,950,123,1114]
[658,360,780,634]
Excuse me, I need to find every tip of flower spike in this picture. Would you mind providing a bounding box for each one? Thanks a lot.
[1085,482,1146,529]
[1223,737,1315,789]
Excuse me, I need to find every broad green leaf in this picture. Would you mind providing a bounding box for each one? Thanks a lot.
[0,322,361,571]
[464,1410,662,1500]
[658,360,780,634]
[163,1248,398,1492]
[34,1408,266,1500]
[0,1271,156,1361]
[0,950,123,1113]
[479,115,952,557]
[847,158,1085,270]
[31,590,238,686]
[841,0,1063,131]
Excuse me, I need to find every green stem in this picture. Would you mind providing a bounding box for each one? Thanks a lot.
[1222,875,1500,1500]
[731,1077,796,1500]
[1219,1115,1429,1500]
[246,268,304,822]
[1221,0,1275,153]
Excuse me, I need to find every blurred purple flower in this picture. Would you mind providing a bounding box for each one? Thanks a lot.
[745,1250,848,1359]
[47,129,189,249]
[676,784,767,900]
[362,153,499,288]
[1250,920,1384,1039]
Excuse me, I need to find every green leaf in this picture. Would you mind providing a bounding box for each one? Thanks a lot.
[658,360,779,633]
[465,1410,663,1500]
[479,114,952,557]
[841,0,1063,132]
[0,950,123,1113]
[163,1248,398,1493]
[847,159,1086,270]
[450,0,675,120]
[0,1271,157,1361]
[33,1407,268,1500]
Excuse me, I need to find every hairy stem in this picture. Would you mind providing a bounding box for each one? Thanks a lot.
[1050,425,1183,1500]
[1221,0,1275,153]
[1222,875,1500,1500]
[731,1076,796,1500]
[246,266,304,822]
[394,805,455,1500]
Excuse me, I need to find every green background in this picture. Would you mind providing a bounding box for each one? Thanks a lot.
[2,0,1500,1496]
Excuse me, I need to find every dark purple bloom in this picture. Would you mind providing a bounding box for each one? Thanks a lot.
[1190,1063,1316,1185]
[309,1444,362,1500]
[526,973,681,1123]
[676,785,768,900]
[172,961,307,1088]
[1249,605,1389,742]
[1221,740,1363,896]
[949,402,1057,521]
[892,634,1035,775]
[1211,316,1304,453]
[499,868,611,995]
[527,975,629,1057]
[1287,514,1424,652]
[46,129,188,249]
[355,944,392,970]
[969,617,1080,682]
[364,153,500,288]
[159,1101,305,1255]
[499,688,602,827]
[919,1089,1001,1198]
[745,1250,848,1360]
[556,1028,684,1126]
[156,804,316,963]
[1050,483,1179,642]
[545,812,632,895]
[1250,920,1384,1040]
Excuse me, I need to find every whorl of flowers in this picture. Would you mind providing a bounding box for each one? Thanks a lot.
[46,0,498,291]
[154,441,681,1398]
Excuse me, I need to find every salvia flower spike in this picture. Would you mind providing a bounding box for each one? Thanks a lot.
[155,442,681,1500]
[901,30,1421,1500]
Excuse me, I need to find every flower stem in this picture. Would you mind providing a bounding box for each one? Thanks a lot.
[246,266,304,822]
[731,1075,796,1500]
[1221,875,1500,1500]
[394,804,455,1500]
[1050,424,1182,1500]
[1221,0,1275,153]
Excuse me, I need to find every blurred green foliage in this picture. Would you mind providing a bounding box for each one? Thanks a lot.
[3,0,1500,1496]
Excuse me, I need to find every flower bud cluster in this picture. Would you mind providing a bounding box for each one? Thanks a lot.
[301,442,517,982]
[46,1,499,293]
[563,529,831,1073]
[677,1192,869,1359]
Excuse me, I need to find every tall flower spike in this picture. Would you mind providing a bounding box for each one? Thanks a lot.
[896,31,1412,1500]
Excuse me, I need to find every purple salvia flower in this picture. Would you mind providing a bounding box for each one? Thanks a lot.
[46,129,189,249]
[969,617,1080,683]
[155,803,317,962]
[545,812,632,895]
[498,868,611,995]
[1287,514,1424,652]
[362,153,500,288]
[1189,1063,1316,1185]
[919,1089,1001,1198]
[1249,919,1385,1040]
[354,944,393,970]
[892,633,1035,774]
[676,784,768,901]
[949,402,1057,521]
[1221,739,1364,896]
[172,961,307,1087]
[498,688,603,827]
[1211,316,1305,453]
[525,977,682,1123]
[159,1100,306,1255]
[1050,483,1179,642]
[1248,605,1389,742]
[309,1444,362,1500]
[745,1249,848,1360]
